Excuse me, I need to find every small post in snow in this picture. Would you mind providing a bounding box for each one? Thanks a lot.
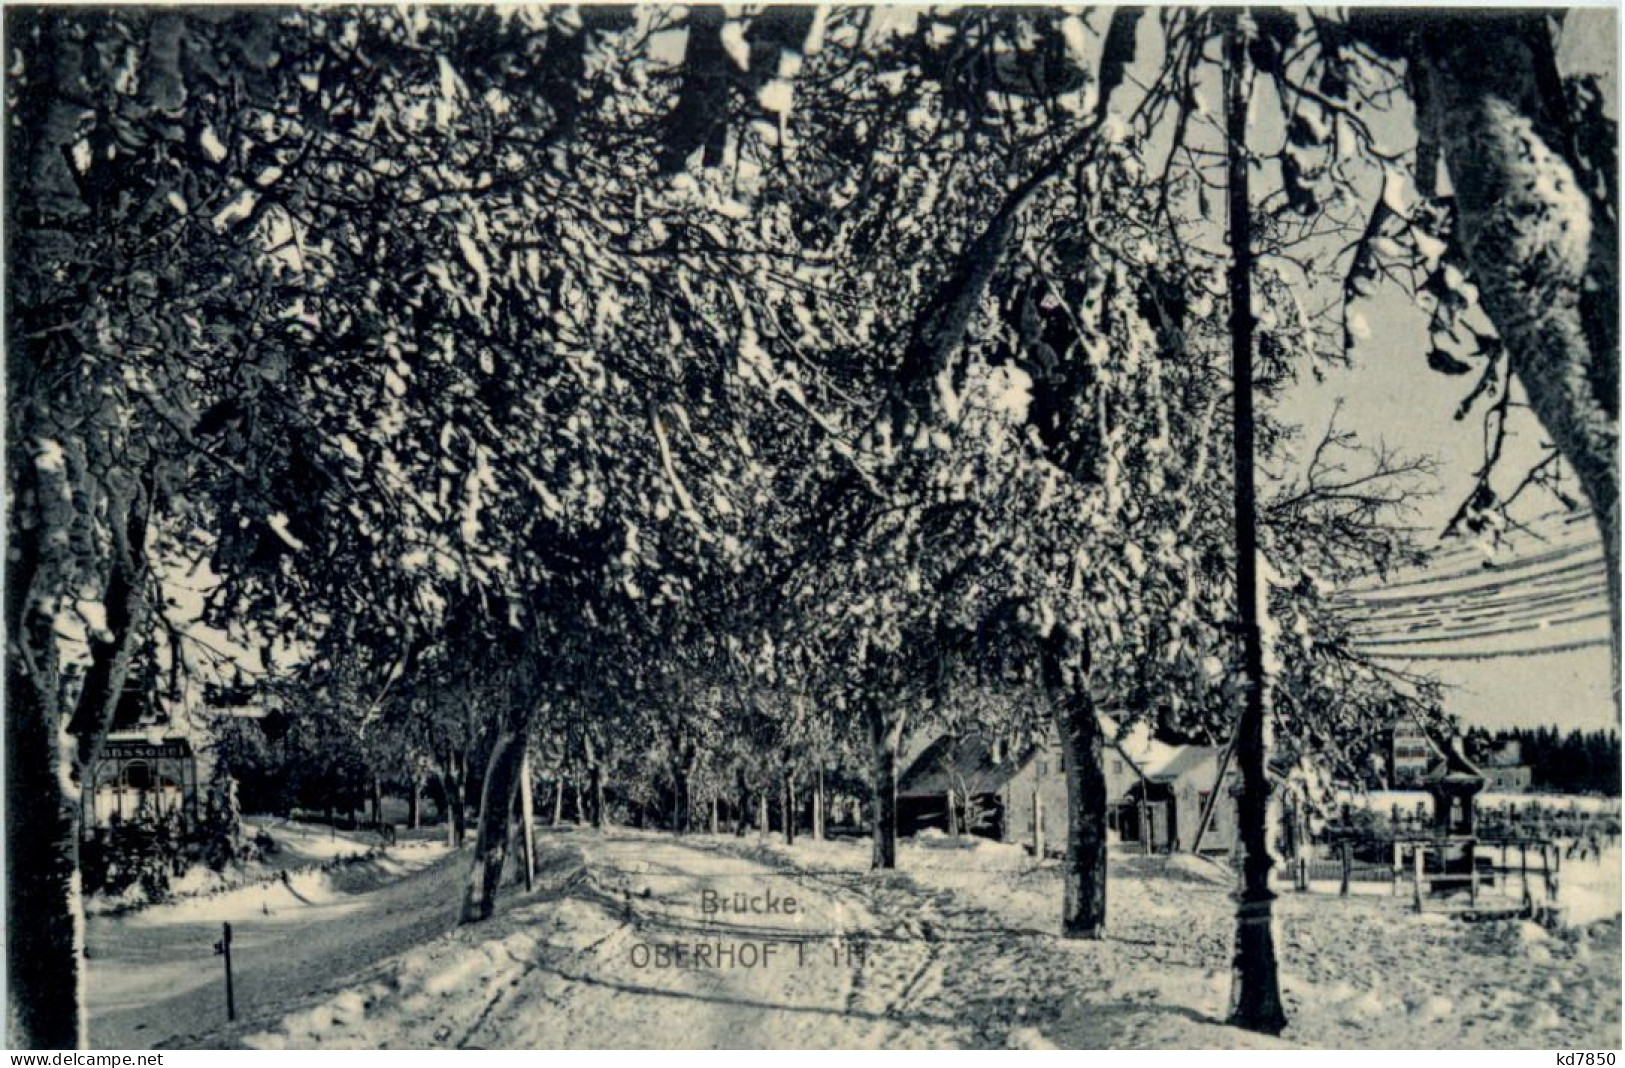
[214,921,236,1021]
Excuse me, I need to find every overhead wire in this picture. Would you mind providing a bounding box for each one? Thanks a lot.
[1336,507,1611,660]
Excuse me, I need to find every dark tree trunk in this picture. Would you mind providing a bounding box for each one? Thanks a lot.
[7,462,150,1046]
[783,770,797,846]
[734,769,750,837]
[1057,698,1107,936]
[813,765,826,840]
[440,751,466,849]
[672,768,689,834]
[1222,18,1288,1035]
[1041,630,1107,938]
[460,747,481,818]
[6,528,83,1048]
[866,704,904,870]
[460,712,530,924]
[408,773,422,830]
[589,763,605,829]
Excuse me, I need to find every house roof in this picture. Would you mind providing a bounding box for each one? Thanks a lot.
[897,732,1035,797]
[1421,735,1486,788]
[899,713,1224,798]
[1145,745,1222,784]
[1098,713,1181,779]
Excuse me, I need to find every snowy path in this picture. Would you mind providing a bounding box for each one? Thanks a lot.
[241,831,979,1049]
[97,828,1620,1049]
[231,830,1285,1049]
[86,841,460,1049]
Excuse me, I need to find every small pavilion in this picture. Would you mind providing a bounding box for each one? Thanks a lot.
[1421,735,1486,837]
[80,733,200,834]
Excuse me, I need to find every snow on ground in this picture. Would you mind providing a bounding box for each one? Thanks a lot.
[85,822,452,1049]
[1343,790,1621,817]
[87,816,413,916]
[125,826,1618,1050]
[1554,844,1622,926]
[1294,841,1620,925]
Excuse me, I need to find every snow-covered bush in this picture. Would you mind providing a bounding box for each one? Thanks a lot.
[81,814,186,903]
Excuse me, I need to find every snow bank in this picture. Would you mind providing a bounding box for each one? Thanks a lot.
[245,845,605,1050]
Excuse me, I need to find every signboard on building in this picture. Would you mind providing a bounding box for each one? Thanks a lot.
[101,739,191,761]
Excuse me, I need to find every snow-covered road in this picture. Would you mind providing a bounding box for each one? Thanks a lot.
[86,840,461,1049]
[88,828,1620,1049]
[243,832,983,1048]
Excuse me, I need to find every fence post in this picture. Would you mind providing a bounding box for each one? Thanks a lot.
[1467,841,1478,906]
[214,921,236,1022]
[1520,842,1530,905]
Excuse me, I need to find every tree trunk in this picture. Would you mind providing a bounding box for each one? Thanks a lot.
[550,780,564,827]
[735,769,750,837]
[409,772,422,830]
[866,703,905,870]
[440,752,466,849]
[1414,17,1620,701]
[370,773,383,827]
[672,768,689,834]
[460,748,480,821]
[589,763,605,829]
[5,534,84,1048]
[813,765,826,840]
[1222,19,1288,1035]
[709,795,720,835]
[1042,631,1107,938]
[783,770,797,846]
[758,792,769,838]
[460,714,530,924]
[517,748,536,892]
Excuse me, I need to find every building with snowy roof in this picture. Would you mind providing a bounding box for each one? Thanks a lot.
[895,714,1244,855]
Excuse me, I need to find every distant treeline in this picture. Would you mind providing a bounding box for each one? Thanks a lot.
[1466,726,1621,797]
